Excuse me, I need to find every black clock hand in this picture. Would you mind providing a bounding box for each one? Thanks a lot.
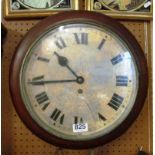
[54,52,79,78]
[28,76,84,85]
[28,79,77,85]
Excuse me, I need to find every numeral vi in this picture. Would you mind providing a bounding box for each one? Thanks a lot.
[74,116,83,124]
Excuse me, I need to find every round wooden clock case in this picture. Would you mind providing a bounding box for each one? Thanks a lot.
[9,11,148,149]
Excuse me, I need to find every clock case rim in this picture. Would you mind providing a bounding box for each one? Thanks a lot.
[9,10,148,149]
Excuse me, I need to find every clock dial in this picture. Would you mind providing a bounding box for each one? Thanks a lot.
[9,11,148,149]
[17,0,64,9]
[20,23,138,140]
[97,0,147,11]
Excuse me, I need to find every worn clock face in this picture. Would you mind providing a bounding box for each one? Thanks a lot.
[97,0,147,11]
[17,0,63,9]
[20,22,138,141]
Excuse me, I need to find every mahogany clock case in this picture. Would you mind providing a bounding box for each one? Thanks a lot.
[9,11,148,149]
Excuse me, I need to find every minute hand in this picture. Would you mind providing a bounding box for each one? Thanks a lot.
[28,79,77,85]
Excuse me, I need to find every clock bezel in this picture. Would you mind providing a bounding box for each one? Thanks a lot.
[9,11,148,149]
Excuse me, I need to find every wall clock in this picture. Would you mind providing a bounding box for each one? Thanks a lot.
[9,11,148,149]
[86,0,152,20]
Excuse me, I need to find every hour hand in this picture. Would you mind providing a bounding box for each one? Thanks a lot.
[54,52,68,67]
[54,52,79,78]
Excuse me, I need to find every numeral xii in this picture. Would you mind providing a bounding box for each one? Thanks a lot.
[74,33,88,45]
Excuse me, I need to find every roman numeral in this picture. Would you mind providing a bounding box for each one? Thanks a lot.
[98,113,106,121]
[50,108,64,125]
[35,91,49,104]
[55,37,67,49]
[74,33,88,45]
[74,116,83,124]
[116,76,128,86]
[37,57,50,63]
[111,54,123,65]
[42,103,50,111]
[108,93,124,110]
[35,91,50,111]
[97,38,106,50]
[32,75,44,82]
